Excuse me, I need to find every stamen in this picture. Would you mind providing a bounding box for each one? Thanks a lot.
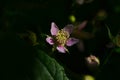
[56,29,69,46]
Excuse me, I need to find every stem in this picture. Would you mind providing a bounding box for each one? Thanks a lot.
[101,49,114,68]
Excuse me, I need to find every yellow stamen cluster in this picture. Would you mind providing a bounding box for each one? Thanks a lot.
[56,29,69,46]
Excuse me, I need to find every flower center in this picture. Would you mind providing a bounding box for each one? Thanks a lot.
[56,29,69,46]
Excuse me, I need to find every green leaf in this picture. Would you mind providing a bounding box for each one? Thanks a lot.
[33,50,69,80]
[106,25,116,44]
[115,47,120,53]
[106,26,114,40]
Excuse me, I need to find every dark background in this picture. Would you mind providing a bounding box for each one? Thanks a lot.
[0,0,120,80]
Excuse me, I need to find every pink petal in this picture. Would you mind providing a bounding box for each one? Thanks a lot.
[78,21,87,31]
[56,46,66,53]
[66,38,79,46]
[63,24,74,34]
[46,36,54,45]
[51,22,59,35]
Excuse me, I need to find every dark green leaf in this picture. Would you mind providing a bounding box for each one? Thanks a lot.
[115,47,120,53]
[33,50,69,80]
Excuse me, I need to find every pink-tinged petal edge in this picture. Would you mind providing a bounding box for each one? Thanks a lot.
[46,36,54,45]
[63,24,74,34]
[57,46,66,53]
[51,22,59,35]
[78,21,87,31]
[66,38,79,46]
[77,40,84,52]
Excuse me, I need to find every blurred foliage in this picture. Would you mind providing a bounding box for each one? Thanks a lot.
[33,50,69,80]
[0,0,120,80]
